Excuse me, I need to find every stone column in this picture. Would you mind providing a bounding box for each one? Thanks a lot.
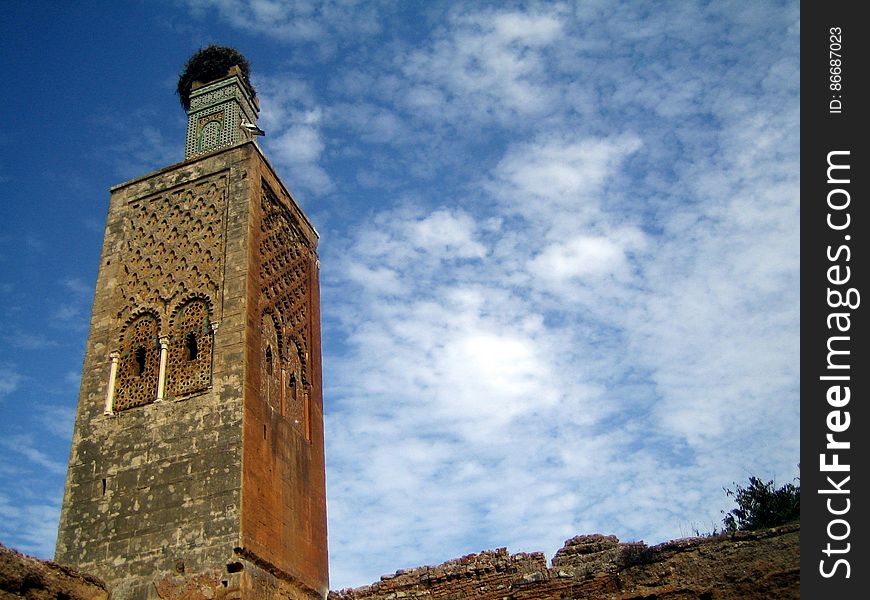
[156,336,170,402]
[280,367,287,417]
[104,352,120,415]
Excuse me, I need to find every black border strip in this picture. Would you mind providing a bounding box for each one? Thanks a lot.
[802,3,869,596]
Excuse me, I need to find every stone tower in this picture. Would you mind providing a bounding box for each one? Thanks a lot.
[55,47,328,600]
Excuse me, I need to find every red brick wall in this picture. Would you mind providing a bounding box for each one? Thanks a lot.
[240,149,329,599]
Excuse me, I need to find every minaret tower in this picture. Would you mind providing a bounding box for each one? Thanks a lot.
[55,46,328,600]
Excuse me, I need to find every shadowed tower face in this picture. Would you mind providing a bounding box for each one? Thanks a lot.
[55,46,328,600]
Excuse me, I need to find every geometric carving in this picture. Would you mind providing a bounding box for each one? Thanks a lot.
[117,172,228,323]
[165,298,213,398]
[113,313,160,411]
[258,183,313,436]
[109,173,227,410]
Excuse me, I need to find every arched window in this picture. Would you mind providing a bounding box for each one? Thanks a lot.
[286,341,310,440]
[261,314,281,410]
[166,299,213,398]
[197,114,224,153]
[114,314,160,411]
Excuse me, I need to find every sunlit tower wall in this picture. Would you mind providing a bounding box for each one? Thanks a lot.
[55,47,328,600]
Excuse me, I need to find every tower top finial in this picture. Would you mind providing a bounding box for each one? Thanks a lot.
[179,46,262,159]
[177,45,256,110]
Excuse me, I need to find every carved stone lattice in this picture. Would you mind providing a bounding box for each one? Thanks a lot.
[189,84,235,110]
[166,299,213,398]
[114,314,160,411]
[117,173,228,321]
[259,184,312,434]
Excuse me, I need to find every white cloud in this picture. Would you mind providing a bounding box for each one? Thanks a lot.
[183,0,384,48]
[409,210,487,259]
[37,404,77,439]
[94,111,179,180]
[401,6,567,123]
[1,435,66,475]
[62,278,92,298]
[329,102,409,145]
[257,76,335,195]
[529,229,645,283]
[50,304,88,331]
[4,333,60,350]
[323,52,798,581]
[340,208,487,274]
[0,493,60,558]
[0,366,22,398]
[486,134,643,231]
[268,124,333,192]
[344,262,404,296]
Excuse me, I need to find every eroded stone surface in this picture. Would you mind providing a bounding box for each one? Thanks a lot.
[0,543,108,600]
[330,524,799,600]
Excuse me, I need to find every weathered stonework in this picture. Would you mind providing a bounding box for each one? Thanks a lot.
[0,543,109,600]
[55,139,327,599]
[330,524,799,600]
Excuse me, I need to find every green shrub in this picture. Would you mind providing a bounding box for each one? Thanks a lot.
[721,475,800,532]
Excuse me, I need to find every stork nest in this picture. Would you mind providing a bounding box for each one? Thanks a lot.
[177,45,256,109]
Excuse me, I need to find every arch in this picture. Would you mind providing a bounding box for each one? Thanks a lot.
[197,116,223,153]
[284,340,308,438]
[114,312,161,411]
[166,298,214,398]
[261,312,282,411]
[287,334,310,385]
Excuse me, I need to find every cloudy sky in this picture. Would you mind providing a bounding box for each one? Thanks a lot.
[0,0,799,590]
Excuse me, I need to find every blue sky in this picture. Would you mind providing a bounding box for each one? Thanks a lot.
[0,0,799,591]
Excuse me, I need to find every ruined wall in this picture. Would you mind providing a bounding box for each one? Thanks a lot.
[55,145,256,599]
[1,543,108,600]
[330,524,799,600]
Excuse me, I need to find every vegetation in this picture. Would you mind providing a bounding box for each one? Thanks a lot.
[721,475,800,532]
[177,45,256,109]
[619,543,657,567]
